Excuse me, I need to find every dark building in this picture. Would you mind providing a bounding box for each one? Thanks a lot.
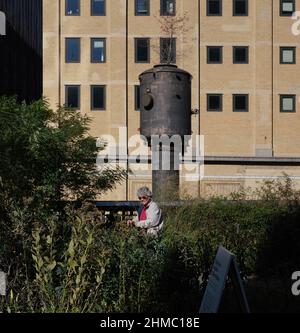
[0,0,42,103]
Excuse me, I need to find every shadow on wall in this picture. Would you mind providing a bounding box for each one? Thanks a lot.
[0,21,42,103]
[0,0,42,103]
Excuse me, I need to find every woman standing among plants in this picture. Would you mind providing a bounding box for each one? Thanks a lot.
[127,187,163,236]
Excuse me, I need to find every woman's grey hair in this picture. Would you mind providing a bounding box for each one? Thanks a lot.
[137,186,152,198]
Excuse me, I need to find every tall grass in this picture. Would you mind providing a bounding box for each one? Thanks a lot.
[2,176,300,313]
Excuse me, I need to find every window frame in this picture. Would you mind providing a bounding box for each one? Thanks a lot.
[280,0,295,16]
[160,0,176,16]
[280,46,296,64]
[233,0,248,16]
[233,46,249,64]
[91,0,106,16]
[65,37,81,63]
[207,94,223,112]
[91,85,106,111]
[207,0,222,16]
[280,94,296,112]
[65,0,80,16]
[65,85,81,110]
[135,38,150,63]
[233,94,249,112]
[207,46,223,64]
[160,37,177,64]
[135,0,150,16]
[91,38,106,63]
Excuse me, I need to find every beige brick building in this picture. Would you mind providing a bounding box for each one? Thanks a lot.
[43,0,300,200]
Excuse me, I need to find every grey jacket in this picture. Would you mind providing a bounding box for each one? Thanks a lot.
[133,200,163,236]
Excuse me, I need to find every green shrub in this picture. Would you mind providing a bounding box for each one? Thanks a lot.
[2,174,300,313]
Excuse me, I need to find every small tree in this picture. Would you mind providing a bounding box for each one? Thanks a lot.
[0,96,126,277]
[153,11,192,64]
[0,96,125,206]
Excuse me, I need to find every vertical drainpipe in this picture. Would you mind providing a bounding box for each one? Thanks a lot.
[271,0,274,156]
[126,0,129,201]
[198,0,201,198]
[40,0,43,99]
[58,0,61,107]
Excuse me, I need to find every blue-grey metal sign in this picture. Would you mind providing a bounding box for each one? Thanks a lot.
[0,11,6,35]
[199,246,250,313]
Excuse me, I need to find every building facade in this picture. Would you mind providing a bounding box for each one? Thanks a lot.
[43,0,300,200]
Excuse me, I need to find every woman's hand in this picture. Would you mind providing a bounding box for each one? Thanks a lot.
[127,220,135,226]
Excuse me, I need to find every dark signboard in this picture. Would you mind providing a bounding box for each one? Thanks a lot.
[199,246,250,313]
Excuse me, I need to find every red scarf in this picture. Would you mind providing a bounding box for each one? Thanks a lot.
[140,206,147,221]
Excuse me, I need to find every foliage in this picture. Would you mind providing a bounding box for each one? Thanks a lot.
[97,223,166,312]
[0,96,126,207]
[2,151,300,313]
[158,176,300,312]
[1,205,166,313]
[29,208,109,313]
[153,11,192,64]
[0,96,126,312]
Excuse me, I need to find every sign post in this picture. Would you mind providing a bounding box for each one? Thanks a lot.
[199,246,250,313]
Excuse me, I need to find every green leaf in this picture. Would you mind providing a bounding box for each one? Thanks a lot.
[76,276,81,285]
[68,240,75,257]
[47,261,57,271]
[80,255,87,266]
[46,235,52,245]
[87,234,93,246]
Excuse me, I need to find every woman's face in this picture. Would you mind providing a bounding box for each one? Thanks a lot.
[138,195,151,206]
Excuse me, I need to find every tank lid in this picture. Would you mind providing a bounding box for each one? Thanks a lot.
[139,64,192,79]
[153,64,178,69]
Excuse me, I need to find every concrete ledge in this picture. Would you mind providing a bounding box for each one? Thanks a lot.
[204,156,300,165]
[98,155,300,165]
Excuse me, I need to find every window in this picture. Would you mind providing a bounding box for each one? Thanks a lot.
[207,0,222,16]
[135,38,150,63]
[91,86,106,110]
[65,85,80,109]
[280,0,295,16]
[160,38,176,63]
[66,0,80,15]
[91,38,106,63]
[207,94,223,112]
[135,85,141,111]
[65,38,80,63]
[280,95,296,112]
[91,0,105,15]
[207,46,223,64]
[135,0,150,15]
[161,0,176,16]
[233,0,248,16]
[280,47,296,64]
[233,46,249,64]
[233,94,249,112]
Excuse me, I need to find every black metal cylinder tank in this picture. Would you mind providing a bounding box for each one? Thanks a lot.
[139,64,192,139]
[139,64,192,203]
